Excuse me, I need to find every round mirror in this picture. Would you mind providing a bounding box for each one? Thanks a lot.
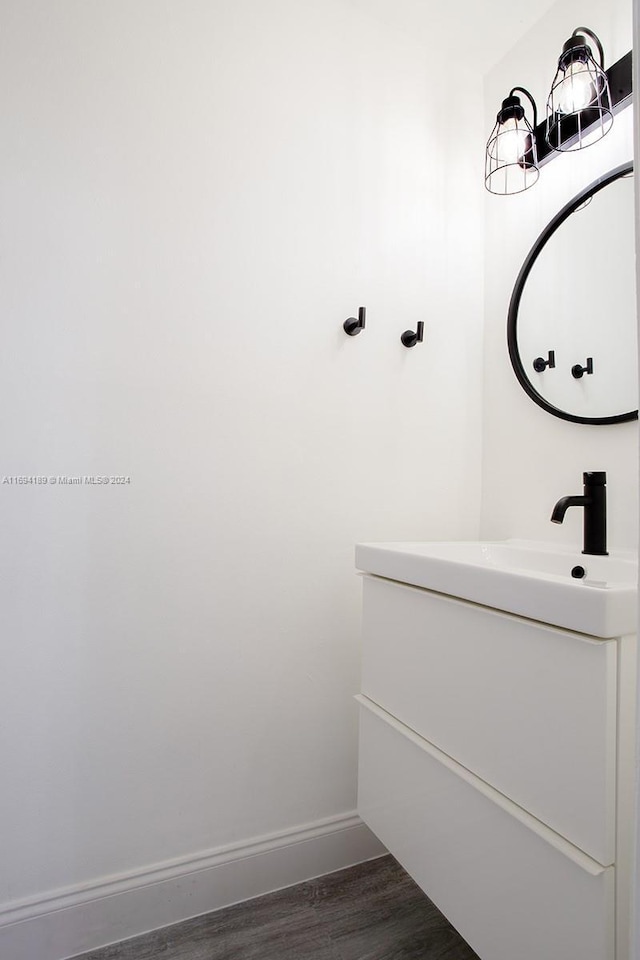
[507,162,638,424]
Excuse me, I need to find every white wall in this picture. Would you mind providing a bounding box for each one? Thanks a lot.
[0,1,484,954]
[632,0,640,952]
[481,0,637,550]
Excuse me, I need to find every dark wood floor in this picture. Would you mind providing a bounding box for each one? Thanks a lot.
[72,854,479,960]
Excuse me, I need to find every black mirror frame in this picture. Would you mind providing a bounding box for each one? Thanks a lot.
[507,161,638,425]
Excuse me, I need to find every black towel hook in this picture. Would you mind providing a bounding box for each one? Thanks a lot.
[401,321,424,348]
[572,358,594,379]
[533,350,555,372]
[344,307,366,336]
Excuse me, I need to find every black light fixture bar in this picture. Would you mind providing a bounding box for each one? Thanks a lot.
[537,49,632,165]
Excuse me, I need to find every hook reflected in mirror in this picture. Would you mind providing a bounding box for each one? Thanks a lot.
[572,358,594,379]
[533,350,556,372]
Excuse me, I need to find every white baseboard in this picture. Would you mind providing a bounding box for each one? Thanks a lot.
[0,812,386,960]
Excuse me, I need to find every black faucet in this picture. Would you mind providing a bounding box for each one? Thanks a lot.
[550,471,608,555]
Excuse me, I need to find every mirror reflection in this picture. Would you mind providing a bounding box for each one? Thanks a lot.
[508,163,638,424]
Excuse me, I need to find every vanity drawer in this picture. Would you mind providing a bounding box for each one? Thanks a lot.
[361,574,617,865]
[357,697,614,960]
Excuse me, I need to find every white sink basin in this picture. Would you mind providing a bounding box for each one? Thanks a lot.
[355,539,638,638]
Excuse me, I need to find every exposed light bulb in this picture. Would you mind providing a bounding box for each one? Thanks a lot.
[556,61,595,113]
[496,118,529,163]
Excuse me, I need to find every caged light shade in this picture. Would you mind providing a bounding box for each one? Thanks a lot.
[485,88,539,195]
[546,27,613,151]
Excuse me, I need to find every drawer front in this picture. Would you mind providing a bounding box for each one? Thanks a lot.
[357,698,615,960]
[361,574,617,864]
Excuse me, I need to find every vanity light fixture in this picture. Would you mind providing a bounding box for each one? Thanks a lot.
[546,28,612,151]
[485,87,539,195]
[484,28,632,195]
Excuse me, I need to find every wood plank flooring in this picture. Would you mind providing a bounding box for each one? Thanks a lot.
[71,855,479,960]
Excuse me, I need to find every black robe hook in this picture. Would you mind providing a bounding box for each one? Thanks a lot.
[401,321,424,348]
[344,307,366,336]
[572,358,594,379]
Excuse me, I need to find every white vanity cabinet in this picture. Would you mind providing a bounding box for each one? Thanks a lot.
[356,572,636,960]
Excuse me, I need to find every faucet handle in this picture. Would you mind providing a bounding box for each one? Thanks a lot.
[583,471,606,485]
